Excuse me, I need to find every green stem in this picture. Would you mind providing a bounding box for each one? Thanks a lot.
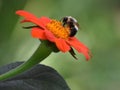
[0,42,52,81]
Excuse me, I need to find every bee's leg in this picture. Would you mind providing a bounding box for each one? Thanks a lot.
[69,47,78,60]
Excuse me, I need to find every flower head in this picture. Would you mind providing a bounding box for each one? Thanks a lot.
[16,10,91,60]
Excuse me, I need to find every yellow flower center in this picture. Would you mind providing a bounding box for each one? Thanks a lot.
[46,19,70,39]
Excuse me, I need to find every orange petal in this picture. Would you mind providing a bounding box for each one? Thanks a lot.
[67,37,91,60]
[16,10,51,29]
[55,39,70,52]
[31,28,47,40]
[44,30,56,42]
[38,17,51,26]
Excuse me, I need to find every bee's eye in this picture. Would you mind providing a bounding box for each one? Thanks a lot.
[63,17,68,22]
[61,17,68,26]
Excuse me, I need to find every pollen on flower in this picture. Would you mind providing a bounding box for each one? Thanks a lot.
[46,19,70,39]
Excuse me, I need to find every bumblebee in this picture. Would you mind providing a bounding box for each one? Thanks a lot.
[61,16,79,37]
[61,16,80,59]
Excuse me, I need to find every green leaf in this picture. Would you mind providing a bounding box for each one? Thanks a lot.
[0,62,70,90]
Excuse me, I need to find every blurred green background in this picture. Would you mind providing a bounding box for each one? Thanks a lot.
[0,0,120,90]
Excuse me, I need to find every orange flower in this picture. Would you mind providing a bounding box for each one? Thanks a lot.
[16,10,91,60]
